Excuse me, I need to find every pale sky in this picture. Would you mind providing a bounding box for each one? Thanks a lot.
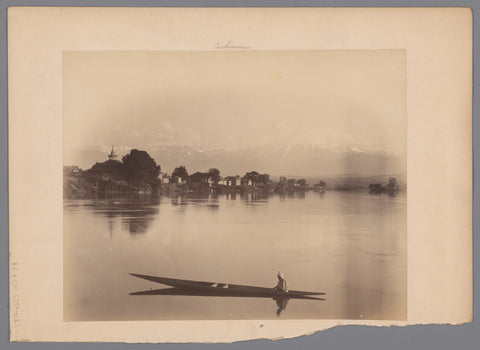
[64,50,406,162]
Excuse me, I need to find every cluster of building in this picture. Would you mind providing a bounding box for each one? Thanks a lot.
[64,147,327,195]
[64,147,263,191]
[161,173,253,187]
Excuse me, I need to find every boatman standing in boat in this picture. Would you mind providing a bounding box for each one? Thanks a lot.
[274,271,289,295]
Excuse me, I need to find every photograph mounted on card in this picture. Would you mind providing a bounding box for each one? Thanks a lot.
[8,7,471,343]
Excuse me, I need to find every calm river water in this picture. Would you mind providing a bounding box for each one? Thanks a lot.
[64,190,406,321]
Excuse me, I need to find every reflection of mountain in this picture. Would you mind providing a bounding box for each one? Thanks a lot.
[92,196,160,235]
[73,144,405,177]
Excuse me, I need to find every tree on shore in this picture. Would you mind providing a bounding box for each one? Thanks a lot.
[369,177,400,194]
[297,179,307,187]
[172,165,189,181]
[241,171,271,186]
[208,168,221,182]
[258,173,270,185]
[86,159,125,180]
[242,171,260,185]
[387,177,399,191]
[189,171,205,183]
[122,149,161,187]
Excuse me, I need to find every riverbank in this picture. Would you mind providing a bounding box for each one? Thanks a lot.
[64,174,313,199]
[64,172,402,200]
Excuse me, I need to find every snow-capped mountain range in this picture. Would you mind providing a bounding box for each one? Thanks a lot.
[72,143,405,178]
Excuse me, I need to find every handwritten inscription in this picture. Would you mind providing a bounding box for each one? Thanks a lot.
[214,41,251,49]
[11,262,20,326]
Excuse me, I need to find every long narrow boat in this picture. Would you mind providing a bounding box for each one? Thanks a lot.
[130,287,325,300]
[130,273,326,298]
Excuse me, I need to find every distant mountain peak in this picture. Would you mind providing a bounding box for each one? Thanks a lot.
[70,142,404,177]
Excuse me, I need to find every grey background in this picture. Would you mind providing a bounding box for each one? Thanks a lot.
[0,0,478,349]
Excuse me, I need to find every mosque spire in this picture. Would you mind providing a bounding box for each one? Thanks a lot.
[108,145,117,160]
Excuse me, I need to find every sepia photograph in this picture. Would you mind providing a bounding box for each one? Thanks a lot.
[63,50,407,321]
[7,6,473,343]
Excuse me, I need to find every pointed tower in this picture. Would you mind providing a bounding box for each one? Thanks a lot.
[108,146,117,161]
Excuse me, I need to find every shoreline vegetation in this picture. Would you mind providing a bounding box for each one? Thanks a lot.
[64,148,403,199]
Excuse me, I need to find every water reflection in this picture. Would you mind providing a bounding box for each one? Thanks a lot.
[241,192,268,201]
[129,287,324,317]
[169,193,222,212]
[369,190,400,198]
[163,191,312,207]
[64,190,406,321]
[275,296,288,316]
[122,216,154,235]
[171,195,188,206]
[166,191,288,208]
[88,195,160,235]
[75,191,323,235]
[206,204,219,211]
[278,191,307,201]
[225,192,237,200]
[238,192,271,205]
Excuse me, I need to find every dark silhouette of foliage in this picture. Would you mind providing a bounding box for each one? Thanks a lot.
[189,171,207,183]
[86,159,125,180]
[297,179,307,187]
[242,171,269,186]
[208,168,221,182]
[258,174,270,185]
[369,178,400,195]
[172,165,189,180]
[122,149,161,187]
[387,177,399,191]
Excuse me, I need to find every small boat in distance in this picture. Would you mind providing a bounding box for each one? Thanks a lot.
[129,273,326,299]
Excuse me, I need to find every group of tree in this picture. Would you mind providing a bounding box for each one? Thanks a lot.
[84,148,332,194]
[171,165,189,181]
[369,177,400,194]
[275,176,311,192]
[86,149,161,190]
[171,166,221,184]
[122,150,161,187]
[312,180,327,192]
[241,171,270,186]
[170,166,271,187]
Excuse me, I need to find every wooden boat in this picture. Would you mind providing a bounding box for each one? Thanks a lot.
[129,287,325,300]
[129,273,326,299]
